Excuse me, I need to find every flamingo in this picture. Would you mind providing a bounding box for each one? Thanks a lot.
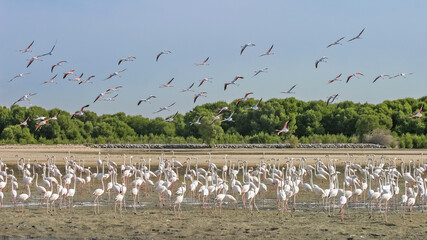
[236,92,253,106]
[390,72,413,79]
[224,76,244,90]
[156,50,171,61]
[16,185,31,216]
[260,44,274,56]
[51,60,67,72]
[39,42,56,57]
[190,116,204,125]
[71,105,90,119]
[195,57,210,66]
[18,117,30,126]
[326,94,339,105]
[315,56,327,68]
[181,83,195,92]
[63,69,76,79]
[276,121,290,135]
[373,74,390,83]
[221,112,235,122]
[17,40,34,53]
[78,75,95,84]
[26,55,42,68]
[410,105,423,118]
[93,91,109,103]
[346,72,364,83]
[247,98,262,110]
[9,73,30,82]
[118,56,136,65]
[165,111,178,122]
[153,102,176,113]
[41,74,58,85]
[328,74,342,84]
[198,77,213,87]
[281,84,297,94]
[327,37,345,48]
[92,175,105,214]
[348,28,365,42]
[218,107,231,114]
[12,93,37,106]
[194,91,207,103]
[36,119,50,131]
[106,85,122,93]
[160,78,175,88]
[253,68,268,77]
[105,69,127,80]
[211,113,223,124]
[49,113,59,121]
[137,95,156,105]
[240,43,255,55]
[100,94,119,101]
[339,181,347,222]
[68,73,84,82]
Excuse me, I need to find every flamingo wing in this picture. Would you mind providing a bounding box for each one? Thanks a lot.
[156,53,162,61]
[203,57,209,63]
[284,121,289,128]
[81,104,90,111]
[26,59,34,68]
[27,40,34,49]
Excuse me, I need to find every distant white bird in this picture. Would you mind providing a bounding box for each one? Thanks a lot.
[281,84,297,94]
[315,56,328,68]
[373,74,390,83]
[198,78,213,87]
[195,57,210,66]
[137,95,156,105]
[26,55,42,68]
[190,116,204,125]
[346,72,364,83]
[100,94,119,101]
[221,112,235,122]
[276,121,290,135]
[68,73,84,82]
[78,75,95,85]
[253,68,268,77]
[156,50,171,61]
[12,93,37,106]
[71,105,90,119]
[41,74,58,85]
[247,98,262,110]
[165,111,178,122]
[224,76,244,91]
[326,94,339,105]
[328,74,342,84]
[105,69,126,80]
[260,44,274,56]
[181,83,195,92]
[51,60,67,72]
[389,73,413,79]
[153,102,176,114]
[348,28,365,42]
[240,43,255,55]
[327,37,345,48]
[39,42,56,57]
[160,78,175,88]
[410,105,423,118]
[236,92,253,106]
[17,40,34,53]
[194,91,208,103]
[9,73,30,82]
[211,113,223,124]
[118,56,136,65]
[18,117,30,126]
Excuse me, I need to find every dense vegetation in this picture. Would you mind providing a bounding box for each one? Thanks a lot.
[1,96,426,148]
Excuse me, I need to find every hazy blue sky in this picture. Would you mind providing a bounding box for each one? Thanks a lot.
[0,1,425,118]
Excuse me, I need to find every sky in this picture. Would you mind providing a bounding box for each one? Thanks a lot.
[0,0,426,118]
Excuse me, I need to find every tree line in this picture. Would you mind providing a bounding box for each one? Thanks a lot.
[0,96,426,148]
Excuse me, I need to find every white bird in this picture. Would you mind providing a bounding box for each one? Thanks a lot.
[160,78,175,88]
[51,60,67,72]
[26,55,42,68]
[118,56,136,65]
[198,78,213,87]
[281,84,296,94]
[373,74,390,83]
[41,74,58,85]
[156,50,171,61]
[276,121,290,135]
[17,40,34,53]
[224,76,244,90]
[390,73,413,79]
[253,68,268,77]
[315,56,327,68]
[137,95,156,105]
[153,102,176,113]
[105,69,126,80]
[348,28,365,42]
[165,111,178,122]
[410,105,423,118]
[12,93,37,106]
[260,44,274,56]
[195,57,210,66]
[327,37,345,48]
[190,116,204,125]
[9,73,30,82]
[240,43,255,55]
[181,83,195,92]
[247,98,262,110]
[221,112,235,122]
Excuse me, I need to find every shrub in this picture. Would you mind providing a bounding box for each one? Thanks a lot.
[363,129,395,146]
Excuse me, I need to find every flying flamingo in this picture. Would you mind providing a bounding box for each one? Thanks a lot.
[224,76,244,90]
[373,74,390,83]
[63,69,76,79]
[18,117,30,126]
[68,73,84,82]
[195,57,210,66]
[247,98,262,110]
[315,56,328,68]
[348,28,365,42]
[17,40,34,53]
[49,113,59,121]
[190,116,204,125]
[346,72,364,83]
[260,44,274,56]
[100,94,118,101]
[137,95,156,105]
[105,85,123,93]
[221,112,235,122]
[36,119,50,131]
[194,91,207,103]
[26,55,42,68]
[156,50,171,61]
[165,111,179,122]
[410,105,423,118]
[389,73,413,79]
[92,175,105,214]
[71,105,90,119]
[78,75,95,84]
[276,121,290,135]
[34,116,47,121]
[39,42,56,57]
[211,113,223,124]
[326,94,339,105]
[253,68,268,77]
[153,102,176,113]
[328,74,342,84]
[41,74,58,85]
[198,78,213,87]
[51,60,67,72]
[12,93,37,106]
[160,78,175,88]
[240,43,255,55]
[9,73,30,82]
[105,69,127,80]
[93,91,109,103]
[181,83,195,92]
[236,92,253,106]
[118,56,136,65]
[218,107,231,114]
[327,37,345,48]
[281,84,297,94]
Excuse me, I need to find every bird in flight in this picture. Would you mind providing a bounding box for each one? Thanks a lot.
[348,28,365,42]
[276,121,290,135]
[198,77,213,87]
[39,41,56,57]
[93,91,109,103]
[17,40,34,53]
[105,85,123,93]
[156,50,171,62]
[34,116,47,121]
[221,112,235,122]
[181,83,195,92]
[36,119,50,131]
[9,73,30,82]
[211,113,223,124]
[78,75,95,84]
[328,74,342,84]
[389,73,413,79]
[218,107,231,114]
[327,37,345,48]
[71,105,90,119]
[236,92,253,106]
[68,73,84,82]
[224,76,244,91]
[26,55,42,68]
[105,69,126,80]
[253,68,268,77]
[195,57,210,66]
[260,45,274,56]
[247,98,262,110]
[190,116,204,125]
[137,95,156,105]
[160,78,175,88]
[12,93,37,106]
[51,60,67,72]
[240,43,255,55]
[346,72,364,83]
[326,94,339,105]
[153,102,176,114]
[281,84,297,94]
[63,69,76,79]
[410,105,423,118]
[373,74,390,83]
[194,91,207,103]
[315,56,328,68]
[165,111,179,122]
[49,113,59,121]
[118,56,136,65]
[100,94,119,101]
[41,74,58,85]
[18,117,30,126]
